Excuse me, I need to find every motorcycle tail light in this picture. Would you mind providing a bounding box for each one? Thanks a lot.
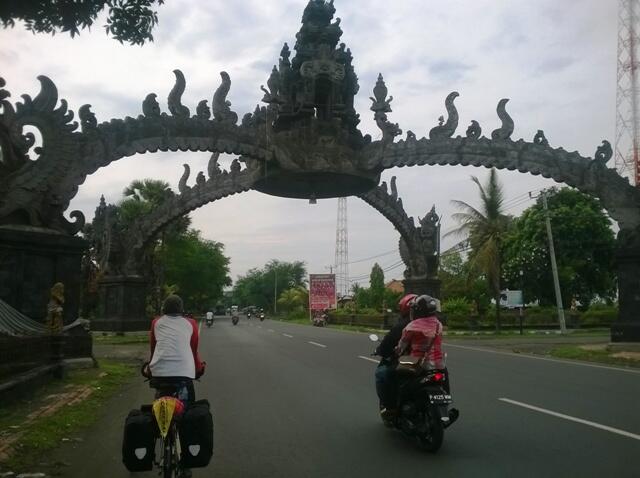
[431,372,445,382]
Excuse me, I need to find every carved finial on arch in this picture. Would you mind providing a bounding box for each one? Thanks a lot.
[78,104,97,132]
[466,120,482,139]
[196,100,211,119]
[196,171,206,187]
[207,152,221,178]
[178,164,191,193]
[168,69,190,118]
[429,91,459,140]
[406,130,416,142]
[142,93,161,117]
[230,158,242,175]
[370,73,402,143]
[390,175,398,201]
[212,71,238,125]
[533,129,549,146]
[491,98,514,140]
[594,140,613,166]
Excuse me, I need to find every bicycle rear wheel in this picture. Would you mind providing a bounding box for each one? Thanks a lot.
[163,434,174,478]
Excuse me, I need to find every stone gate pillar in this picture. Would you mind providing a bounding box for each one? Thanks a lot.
[403,276,441,298]
[93,275,149,332]
[0,226,87,324]
[611,229,640,342]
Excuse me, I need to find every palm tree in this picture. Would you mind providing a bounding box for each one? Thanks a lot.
[447,169,511,330]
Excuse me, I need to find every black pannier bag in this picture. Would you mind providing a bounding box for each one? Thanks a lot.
[179,399,214,468]
[122,408,156,472]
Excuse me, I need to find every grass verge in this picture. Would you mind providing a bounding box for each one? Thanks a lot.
[548,345,640,368]
[446,328,610,339]
[93,333,149,345]
[0,360,136,472]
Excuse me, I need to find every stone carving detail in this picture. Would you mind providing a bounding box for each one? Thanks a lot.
[533,129,549,147]
[178,164,191,193]
[491,98,514,140]
[212,71,238,124]
[594,140,613,166]
[142,93,161,117]
[78,104,97,132]
[429,92,459,140]
[466,120,482,139]
[359,177,440,281]
[208,152,221,178]
[196,100,211,119]
[370,74,402,143]
[168,69,190,118]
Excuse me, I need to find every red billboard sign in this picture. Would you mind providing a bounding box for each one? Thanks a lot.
[309,274,336,319]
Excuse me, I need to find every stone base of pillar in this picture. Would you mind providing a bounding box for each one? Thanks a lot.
[402,277,441,298]
[0,226,87,324]
[611,323,640,342]
[93,275,149,332]
[613,240,640,342]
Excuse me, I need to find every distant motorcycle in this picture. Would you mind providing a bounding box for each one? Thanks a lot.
[232,315,239,326]
[369,334,458,453]
[205,317,214,328]
[247,312,252,320]
[259,313,265,321]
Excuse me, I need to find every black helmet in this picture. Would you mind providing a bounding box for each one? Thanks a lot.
[162,294,184,315]
[412,294,438,317]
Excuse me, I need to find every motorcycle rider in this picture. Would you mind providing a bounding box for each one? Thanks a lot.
[396,294,450,392]
[147,295,206,403]
[375,293,417,418]
[206,310,214,326]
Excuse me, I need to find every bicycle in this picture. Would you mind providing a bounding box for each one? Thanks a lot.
[141,363,202,478]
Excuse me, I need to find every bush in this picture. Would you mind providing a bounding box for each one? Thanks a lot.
[582,305,617,326]
[442,298,472,316]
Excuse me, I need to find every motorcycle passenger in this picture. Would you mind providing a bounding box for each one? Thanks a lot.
[375,293,417,418]
[147,295,206,403]
[396,294,449,392]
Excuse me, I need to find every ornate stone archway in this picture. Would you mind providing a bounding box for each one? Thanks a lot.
[1,0,639,340]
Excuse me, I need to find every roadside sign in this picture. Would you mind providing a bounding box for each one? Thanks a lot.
[309,274,336,319]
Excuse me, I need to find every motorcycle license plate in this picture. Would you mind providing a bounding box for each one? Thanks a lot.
[429,393,452,405]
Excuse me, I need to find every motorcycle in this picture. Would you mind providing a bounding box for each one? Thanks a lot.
[369,334,458,453]
[205,317,213,328]
[232,315,239,325]
[247,312,252,320]
[259,312,265,321]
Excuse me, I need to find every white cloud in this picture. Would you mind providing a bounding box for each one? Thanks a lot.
[0,0,617,286]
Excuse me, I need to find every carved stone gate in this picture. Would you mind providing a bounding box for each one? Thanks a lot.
[1,0,639,340]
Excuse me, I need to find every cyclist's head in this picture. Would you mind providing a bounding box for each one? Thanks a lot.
[162,295,184,315]
[398,294,418,317]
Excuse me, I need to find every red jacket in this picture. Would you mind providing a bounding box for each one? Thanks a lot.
[397,315,445,369]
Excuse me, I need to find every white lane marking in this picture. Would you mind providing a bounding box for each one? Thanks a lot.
[358,355,379,363]
[446,343,640,374]
[308,341,327,348]
[268,329,275,333]
[283,333,294,338]
[498,398,640,441]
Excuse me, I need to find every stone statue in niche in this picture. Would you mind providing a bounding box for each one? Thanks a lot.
[46,282,65,334]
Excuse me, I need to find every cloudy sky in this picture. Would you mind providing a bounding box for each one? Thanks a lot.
[0,0,618,286]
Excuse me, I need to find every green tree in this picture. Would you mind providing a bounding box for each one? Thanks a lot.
[277,286,309,312]
[440,251,492,313]
[369,263,385,311]
[160,230,231,312]
[233,260,307,313]
[502,187,616,307]
[448,169,511,330]
[0,0,165,45]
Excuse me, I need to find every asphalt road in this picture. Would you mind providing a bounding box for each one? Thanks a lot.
[49,316,640,477]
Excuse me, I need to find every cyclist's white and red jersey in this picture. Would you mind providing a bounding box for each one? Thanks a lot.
[397,315,445,369]
[149,314,204,379]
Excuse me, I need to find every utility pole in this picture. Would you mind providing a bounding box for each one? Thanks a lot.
[537,191,567,333]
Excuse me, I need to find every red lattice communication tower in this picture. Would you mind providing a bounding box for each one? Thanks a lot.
[616,0,640,186]
[334,197,349,298]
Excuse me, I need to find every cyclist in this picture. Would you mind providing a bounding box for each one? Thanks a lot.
[147,295,206,402]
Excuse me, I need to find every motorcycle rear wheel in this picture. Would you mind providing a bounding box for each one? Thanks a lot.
[417,413,444,453]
